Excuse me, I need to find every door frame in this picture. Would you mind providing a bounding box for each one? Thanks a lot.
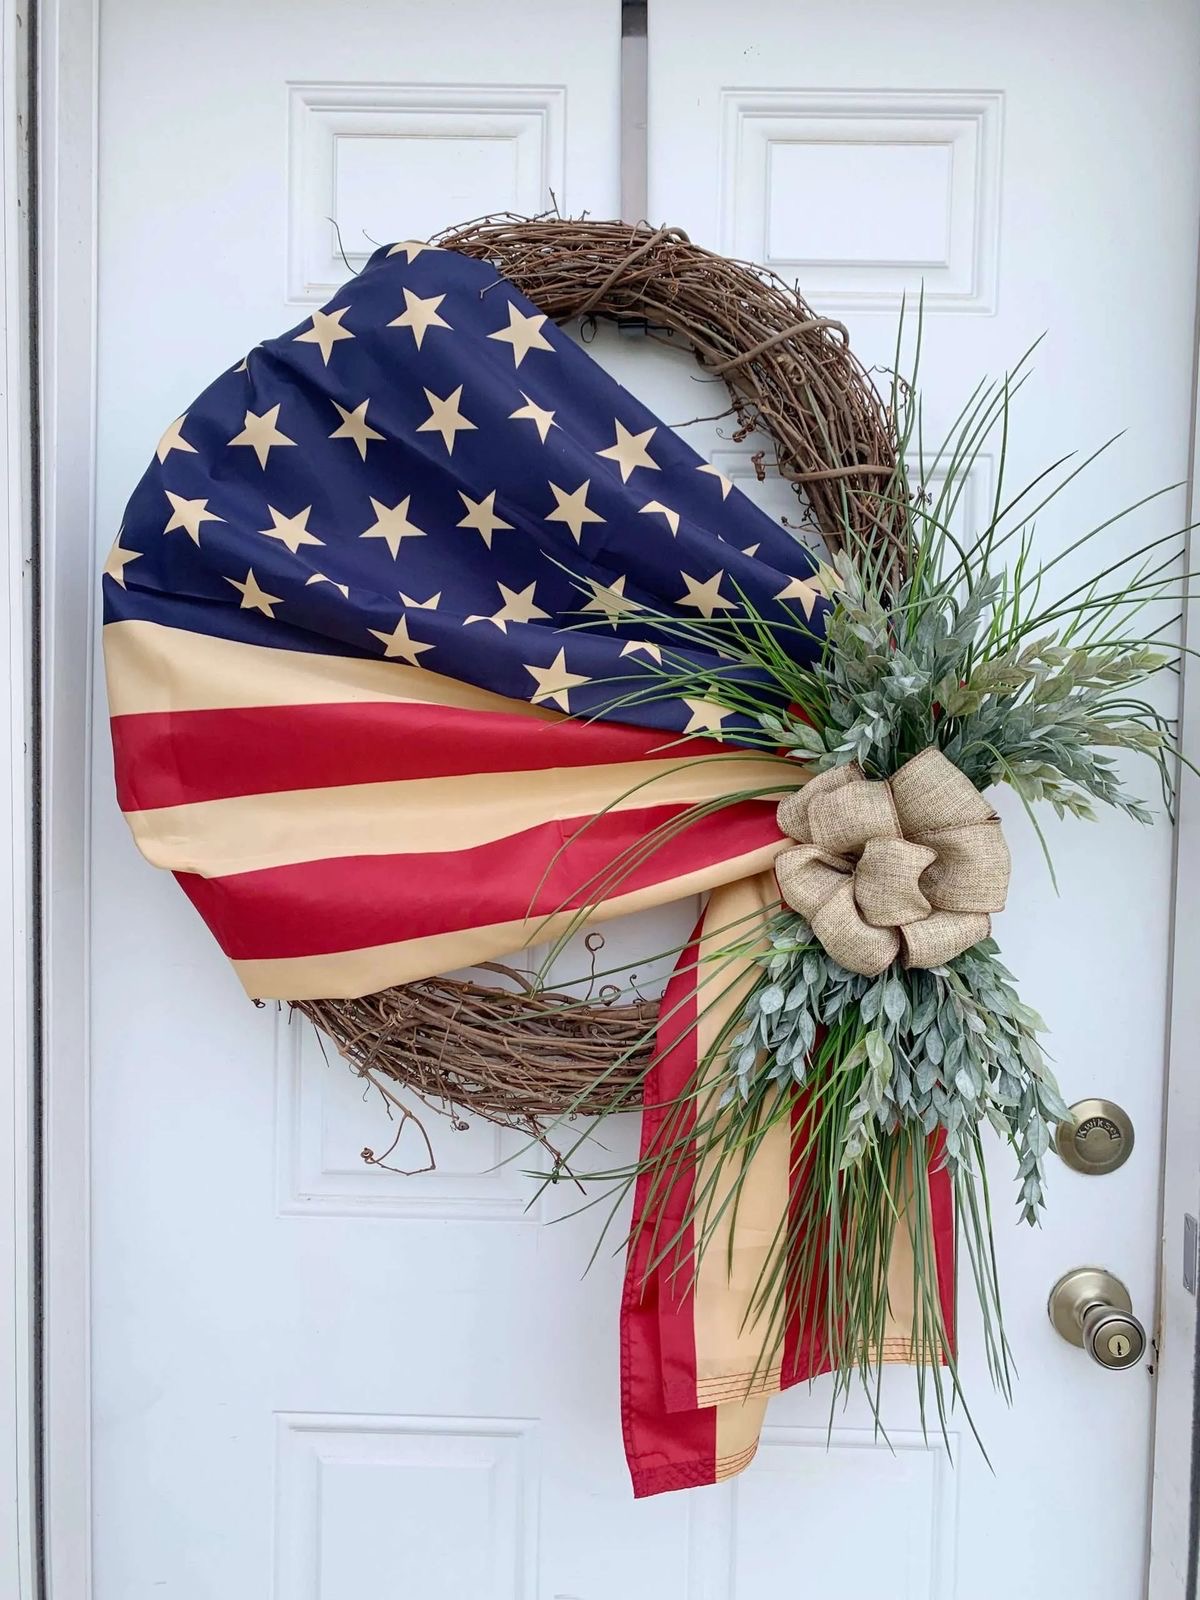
[20,0,1200,1592]
[33,0,97,1592]
[0,1,38,1597]
[1148,251,1200,1597]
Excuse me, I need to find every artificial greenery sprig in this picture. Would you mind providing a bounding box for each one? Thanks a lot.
[766,548,1174,825]
[729,916,1068,1224]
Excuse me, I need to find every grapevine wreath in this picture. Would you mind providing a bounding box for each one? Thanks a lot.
[293,217,903,1131]
[102,215,1181,1494]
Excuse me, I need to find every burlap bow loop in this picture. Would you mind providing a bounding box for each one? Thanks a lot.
[774,748,1010,977]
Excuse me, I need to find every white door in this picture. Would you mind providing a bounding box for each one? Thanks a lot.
[78,1,1198,1596]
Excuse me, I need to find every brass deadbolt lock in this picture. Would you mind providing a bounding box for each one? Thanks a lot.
[1054,1098,1134,1176]
[1048,1267,1146,1371]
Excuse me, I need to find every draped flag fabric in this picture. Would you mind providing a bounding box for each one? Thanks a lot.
[102,239,953,1495]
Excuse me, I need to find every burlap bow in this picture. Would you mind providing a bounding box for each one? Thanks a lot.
[774,748,1010,977]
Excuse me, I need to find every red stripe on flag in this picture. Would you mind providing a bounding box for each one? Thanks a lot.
[174,801,781,960]
[930,1132,956,1351]
[777,1114,956,1388]
[621,915,717,1496]
[111,701,731,811]
[780,1088,834,1387]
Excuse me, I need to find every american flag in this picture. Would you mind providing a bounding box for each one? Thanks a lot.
[102,239,829,1003]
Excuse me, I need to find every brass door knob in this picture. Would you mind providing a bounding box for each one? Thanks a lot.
[1048,1267,1146,1370]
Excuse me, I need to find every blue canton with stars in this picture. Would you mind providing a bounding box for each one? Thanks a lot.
[104,240,829,736]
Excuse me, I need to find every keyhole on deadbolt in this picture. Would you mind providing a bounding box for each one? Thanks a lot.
[1108,1332,1132,1360]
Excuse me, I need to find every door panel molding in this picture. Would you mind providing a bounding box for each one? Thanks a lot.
[285,80,567,303]
[717,87,1002,313]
